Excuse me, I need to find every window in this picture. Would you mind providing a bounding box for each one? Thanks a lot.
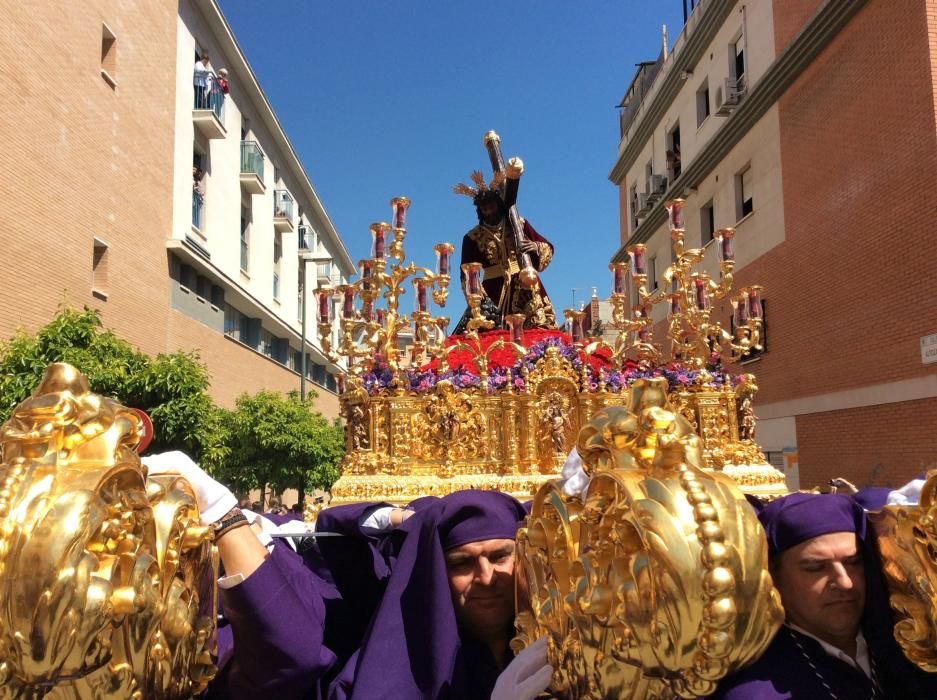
[731,36,746,84]
[192,153,205,231]
[259,329,274,357]
[648,256,658,290]
[240,208,250,272]
[196,275,211,301]
[273,234,282,300]
[92,238,109,298]
[696,79,710,126]
[224,303,245,340]
[701,201,715,245]
[644,161,653,195]
[667,125,681,180]
[317,261,332,281]
[101,24,117,87]
[736,165,753,220]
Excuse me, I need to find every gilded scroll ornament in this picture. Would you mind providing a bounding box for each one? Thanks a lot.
[515,379,783,699]
[869,469,937,672]
[0,364,217,698]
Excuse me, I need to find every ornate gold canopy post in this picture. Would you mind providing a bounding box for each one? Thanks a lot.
[0,364,217,698]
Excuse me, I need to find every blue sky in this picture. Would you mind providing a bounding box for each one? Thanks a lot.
[218,1,685,317]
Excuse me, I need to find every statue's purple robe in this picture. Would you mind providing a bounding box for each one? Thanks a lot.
[329,490,528,700]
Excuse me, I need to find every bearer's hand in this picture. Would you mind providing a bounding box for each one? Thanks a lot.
[520,240,539,254]
[491,637,553,700]
[141,451,237,525]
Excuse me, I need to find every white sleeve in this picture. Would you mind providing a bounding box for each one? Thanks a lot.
[359,505,397,533]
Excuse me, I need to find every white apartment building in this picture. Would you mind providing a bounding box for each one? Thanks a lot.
[170,0,354,396]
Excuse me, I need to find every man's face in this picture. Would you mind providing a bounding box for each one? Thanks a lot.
[478,199,502,226]
[774,531,866,645]
[445,538,516,638]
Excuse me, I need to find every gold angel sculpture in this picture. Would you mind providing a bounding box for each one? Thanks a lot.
[0,364,217,698]
[514,377,784,699]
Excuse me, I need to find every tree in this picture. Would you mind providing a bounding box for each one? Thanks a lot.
[218,390,345,504]
[0,307,229,465]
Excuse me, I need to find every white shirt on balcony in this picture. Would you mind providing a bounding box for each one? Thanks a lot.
[194,59,211,87]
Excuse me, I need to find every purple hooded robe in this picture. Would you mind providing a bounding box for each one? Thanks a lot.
[711,493,937,699]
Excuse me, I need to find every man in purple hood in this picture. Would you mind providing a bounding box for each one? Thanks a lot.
[712,492,937,699]
[330,489,551,699]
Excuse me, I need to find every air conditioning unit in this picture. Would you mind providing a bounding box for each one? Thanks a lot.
[298,224,310,252]
[715,76,746,116]
[636,193,651,217]
[647,174,669,202]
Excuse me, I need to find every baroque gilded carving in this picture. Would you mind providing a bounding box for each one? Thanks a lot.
[515,378,783,699]
[0,364,217,699]
[410,380,486,461]
[869,469,937,672]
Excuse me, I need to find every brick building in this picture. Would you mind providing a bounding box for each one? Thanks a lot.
[0,0,354,417]
[609,0,937,489]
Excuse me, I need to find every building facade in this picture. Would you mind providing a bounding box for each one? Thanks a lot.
[610,0,937,489]
[0,0,352,416]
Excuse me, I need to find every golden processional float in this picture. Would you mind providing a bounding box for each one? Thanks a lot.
[1,129,935,697]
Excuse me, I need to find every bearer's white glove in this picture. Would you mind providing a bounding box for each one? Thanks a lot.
[559,447,590,502]
[490,636,553,700]
[886,477,926,506]
[142,450,237,525]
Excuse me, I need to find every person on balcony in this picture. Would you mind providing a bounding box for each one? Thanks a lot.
[194,51,212,109]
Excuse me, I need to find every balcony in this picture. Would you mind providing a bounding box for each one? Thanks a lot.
[192,72,226,139]
[316,261,332,284]
[273,190,294,233]
[239,141,265,195]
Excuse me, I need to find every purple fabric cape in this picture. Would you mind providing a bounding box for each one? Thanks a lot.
[713,493,937,698]
[330,490,527,700]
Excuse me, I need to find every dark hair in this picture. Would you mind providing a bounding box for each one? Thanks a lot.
[473,189,505,223]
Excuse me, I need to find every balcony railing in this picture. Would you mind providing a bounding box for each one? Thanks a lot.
[274,190,294,220]
[240,141,264,179]
[193,71,225,137]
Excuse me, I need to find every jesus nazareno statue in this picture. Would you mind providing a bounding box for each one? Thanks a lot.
[452,132,558,334]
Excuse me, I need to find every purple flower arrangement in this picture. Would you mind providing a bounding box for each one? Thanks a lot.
[359,336,739,396]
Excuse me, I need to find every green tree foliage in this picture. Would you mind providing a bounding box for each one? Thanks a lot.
[218,390,344,499]
[0,307,344,496]
[0,307,228,463]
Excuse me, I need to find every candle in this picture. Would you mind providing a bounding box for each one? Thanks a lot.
[316,287,333,325]
[505,314,525,344]
[340,286,355,319]
[359,259,374,292]
[610,262,628,294]
[336,374,346,394]
[733,296,749,327]
[360,300,374,322]
[391,196,411,230]
[716,228,736,263]
[413,279,429,313]
[637,326,650,343]
[665,198,686,231]
[462,262,483,296]
[435,243,454,277]
[627,244,647,277]
[436,317,449,340]
[669,293,682,317]
[748,286,763,319]
[376,308,386,327]
[693,276,709,310]
[370,222,390,259]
